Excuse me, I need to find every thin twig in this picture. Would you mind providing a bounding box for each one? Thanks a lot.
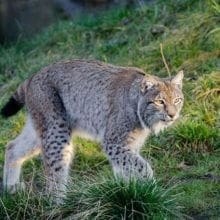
[160,43,171,77]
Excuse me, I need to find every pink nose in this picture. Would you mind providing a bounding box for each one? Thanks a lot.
[166,107,176,118]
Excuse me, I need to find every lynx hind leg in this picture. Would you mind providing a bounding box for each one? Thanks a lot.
[3,116,41,193]
[39,119,74,200]
[27,86,74,203]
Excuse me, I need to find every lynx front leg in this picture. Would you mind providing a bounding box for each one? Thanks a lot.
[110,146,153,180]
[103,131,153,180]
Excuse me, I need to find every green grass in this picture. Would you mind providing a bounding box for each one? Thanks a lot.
[0,0,220,219]
[0,176,184,220]
[0,191,51,220]
[54,176,184,220]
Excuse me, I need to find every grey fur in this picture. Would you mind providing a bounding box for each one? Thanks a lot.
[3,60,184,199]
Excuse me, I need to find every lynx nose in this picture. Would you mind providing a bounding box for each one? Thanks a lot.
[168,112,175,118]
[166,106,176,120]
[168,114,175,119]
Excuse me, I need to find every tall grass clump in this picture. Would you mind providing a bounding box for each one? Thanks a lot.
[147,121,219,158]
[170,121,220,152]
[53,175,183,219]
[0,191,51,220]
[194,72,220,101]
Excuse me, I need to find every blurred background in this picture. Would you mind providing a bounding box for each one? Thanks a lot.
[0,0,150,43]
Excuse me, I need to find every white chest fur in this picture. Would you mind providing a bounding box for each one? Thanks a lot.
[126,128,151,153]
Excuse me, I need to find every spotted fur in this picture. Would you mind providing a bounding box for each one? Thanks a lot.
[1,60,184,200]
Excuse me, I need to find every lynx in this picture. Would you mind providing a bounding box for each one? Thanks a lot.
[1,60,184,199]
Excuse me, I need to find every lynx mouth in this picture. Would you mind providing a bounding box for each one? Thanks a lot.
[161,118,173,122]
[160,118,174,126]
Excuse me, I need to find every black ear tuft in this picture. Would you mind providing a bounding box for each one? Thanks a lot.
[1,97,24,118]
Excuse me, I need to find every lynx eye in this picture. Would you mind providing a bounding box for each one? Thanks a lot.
[154,99,165,105]
[174,97,182,105]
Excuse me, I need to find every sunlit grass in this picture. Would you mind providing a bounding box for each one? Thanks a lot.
[53,175,184,220]
[170,121,219,152]
[194,71,220,100]
[0,191,51,220]
[0,175,184,220]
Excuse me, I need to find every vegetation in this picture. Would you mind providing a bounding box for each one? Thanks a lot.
[0,0,219,219]
[54,176,183,219]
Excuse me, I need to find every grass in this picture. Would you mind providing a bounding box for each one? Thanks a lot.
[54,176,184,220]
[0,0,220,219]
[0,191,50,220]
[0,176,184,220]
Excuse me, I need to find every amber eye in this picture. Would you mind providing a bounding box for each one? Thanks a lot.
[154,99,165,105]
[174,97,182,105]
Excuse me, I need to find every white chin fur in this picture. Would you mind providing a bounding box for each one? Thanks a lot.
[151,121,170,135]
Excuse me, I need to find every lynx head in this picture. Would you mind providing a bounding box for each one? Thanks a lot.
[137,71,184,134]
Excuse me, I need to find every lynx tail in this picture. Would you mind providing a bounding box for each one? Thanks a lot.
[1,80,28,118]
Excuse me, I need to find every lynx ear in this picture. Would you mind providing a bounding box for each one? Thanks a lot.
[171,70,184,89]
[140,76,157,93]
